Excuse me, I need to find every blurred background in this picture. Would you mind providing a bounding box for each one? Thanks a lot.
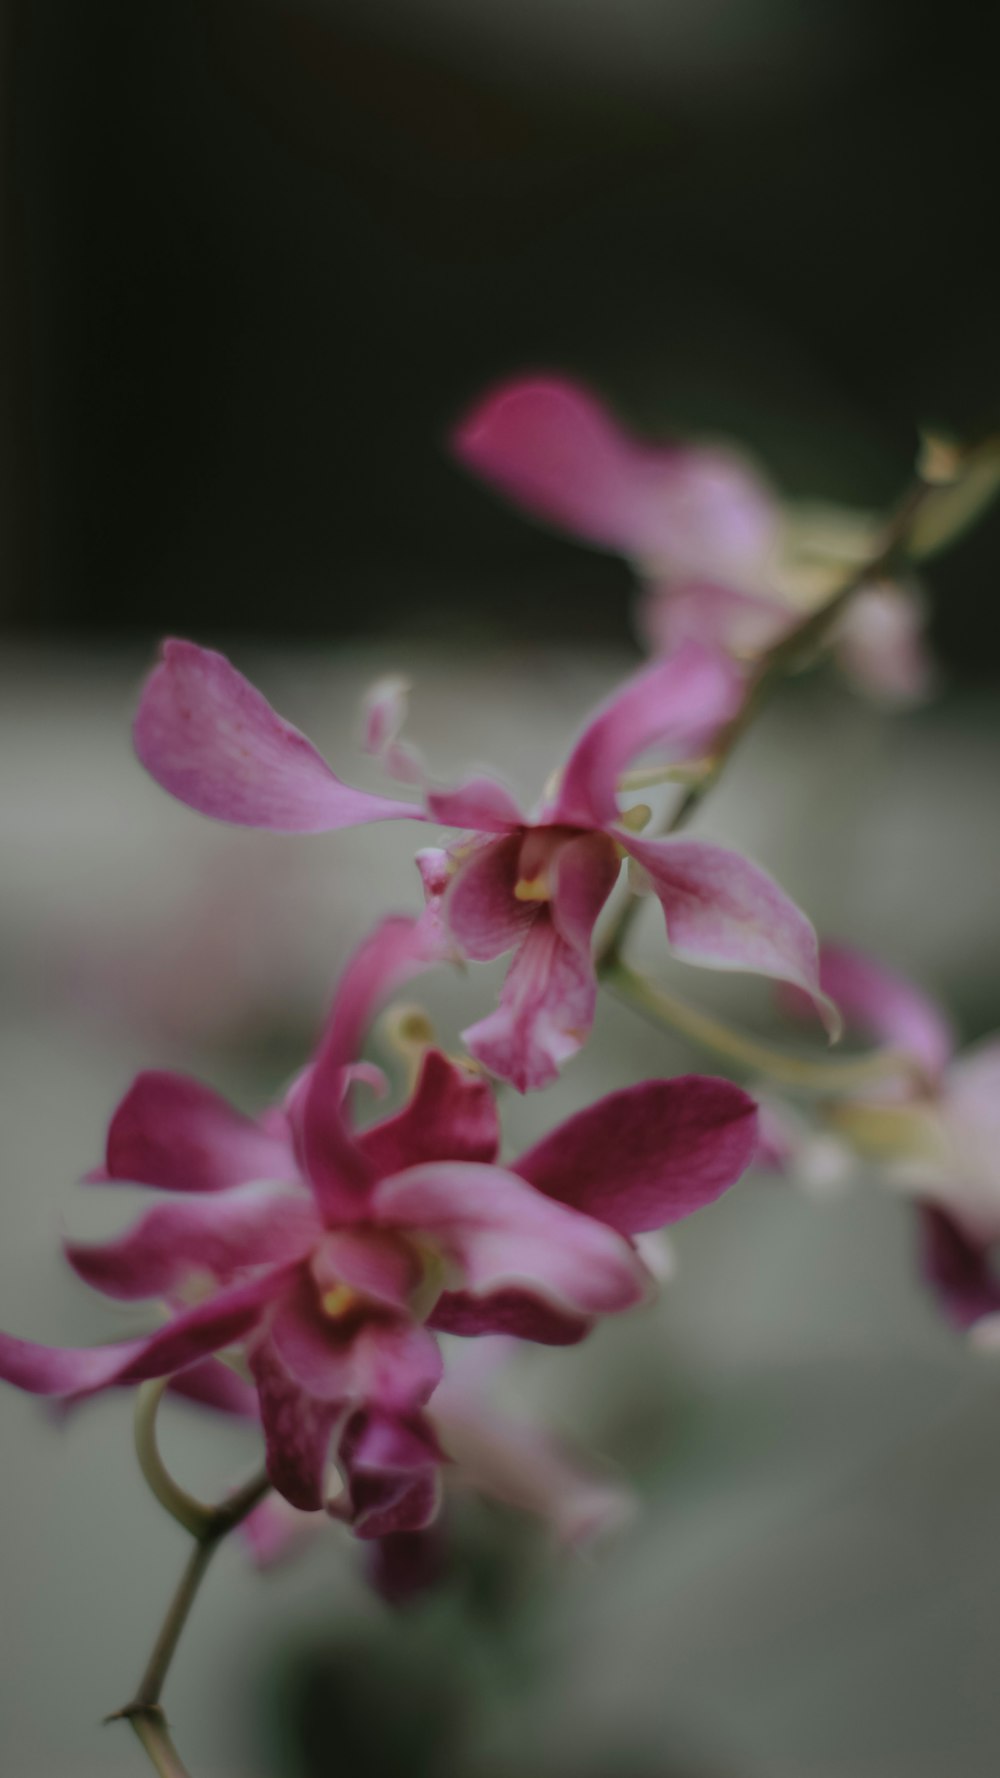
[3,4,1000,1777]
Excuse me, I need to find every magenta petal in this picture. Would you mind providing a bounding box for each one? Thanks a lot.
[424,775,525,832]
[248,1331,341,1510]
[428,1289,590,1345]
[549,831,621,952]
[462,913,598,1092]
[359,1049,500,1176]
[918,1204,1000,1330]
[445,833,536,961]
[0,1270,286,1398]
[300,917,433,1219]
[135,640,421,832]
[374,1161,650,1319]
[514,1076,757,1234]
[788,943,954,1080]
[335,1408,443,1540]
[640,578,791,660]
[268,1281,442,1412]
[626,835,839,1033]
[87,1071,297,1193]
[551,646,744,830]
[66,1183,320,1300]
[168,1359,260,1419]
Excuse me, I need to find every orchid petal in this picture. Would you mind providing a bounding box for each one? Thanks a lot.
[625,835,839,1034]
[424,776,525,832]
[335,1409,443,1540]
[135,640,421,832]
[445,833,535,960]
[248,1331,341,1510]
[168,1359,260,1419]
[513,1076,757,1234]
[87,1071,296,1193]
[373,1162,651,1321]
[267,1278,442,1411]
[66,1183,320,1301]
[835,583,935,707]
[918,1204,1000,1330]
[549,831,622,953]
[551,646,743,830]
[461,913,598,1092]
[428,1290,590,1345]
[359,1049,500,1177]
[0,1270,286,1398]
[640,577,790,660]
[788,943,954,1081]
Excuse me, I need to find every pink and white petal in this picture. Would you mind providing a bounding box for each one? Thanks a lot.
[781,943,954,1080]
[247,1330,341,1510]
[135,640,422,832]
[444,832,536,961]
[917,1203,1000,1331]
[428,1289,590,1345]
[549,831,622,953]
[513,1076,757,1235]
[639,578,790,661]
[424,776,525,832]
[462,914,598,1092]
[624,834,839,1034]
[834,582,936,707]
[299,917,434,1219]
[550,646,744,831]
[359,1048,500,1176]
[86,1071,297,1193]
[65,1183,320,1301]
[0,1268,287,1398]
[373,1161,651,1320]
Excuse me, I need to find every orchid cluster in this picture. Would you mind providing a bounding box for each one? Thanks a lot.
[1,372,997,1776]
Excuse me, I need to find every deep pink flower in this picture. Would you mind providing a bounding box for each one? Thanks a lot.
[0,917,759,1512]
[777,943,1000,1333]
[134,638,835,1090]
[452,374,933,705]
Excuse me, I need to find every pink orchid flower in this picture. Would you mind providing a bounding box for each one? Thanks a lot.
[777,943,1000,1334]
[0,917,758,1515]
[133,637,834,1091]
[451,374,933,705]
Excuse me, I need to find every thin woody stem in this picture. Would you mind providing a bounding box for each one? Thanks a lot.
[109,1388,270,1777]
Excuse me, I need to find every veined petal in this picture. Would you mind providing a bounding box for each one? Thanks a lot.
[267,1277,442,1412]
[549,831,622,953]
[513,1076,757,1234]
[792,943,954,1081]
[135,640,422,832]
[86,1071,297,1193]
[359,1049,500,1176]
[428,1289,590,1345]
[248,1330,341,1510]
[0,1269,287,1398]
[445,832,536,960]
[462,913,598,1092]
[625,835,839,1034]
[373,1161,651,1321]
[300,917,434,1219]
[551,646,743,831]
[424,776,525,832]
[66,1182,320,1301]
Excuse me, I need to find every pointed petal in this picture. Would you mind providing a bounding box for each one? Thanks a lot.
[452,376,778,573]
[373,1162,651,1321]
[625,835,839,1033]
[66,1183,320,1301]
[87,1071,297,1193]
[135,640,421,831]
[0,1270,286,1398]
[428,1289,590,1345]
[299,917,434,1219]
[462,913,598,1092]
[359,1049,500,1175]
[549,831,622,952]
[514,1076,757,1234]
[784,943,954,1080]
[551,646,743,830]
[424,776,525,832]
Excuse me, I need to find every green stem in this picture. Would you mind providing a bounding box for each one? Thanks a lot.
[110,1388,271,1777]
[605,961,926,1095]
